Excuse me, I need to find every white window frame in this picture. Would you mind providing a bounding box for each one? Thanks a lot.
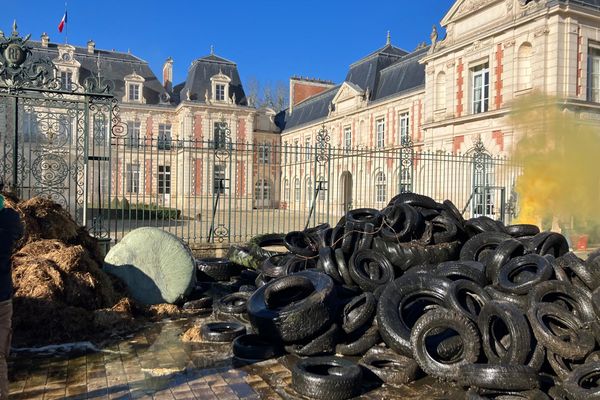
[376,118,385,149]
[214,164,226,194]
[589,46,600,102]
[158,165,171,195]
[471,63,490,114]
[283,178,290,201]
[128,83,140,101]
[294,178,301,201]
[60,70,73,90]
[158,123,172,150]
[375,171,387,203]
[398,112,410,145]
[126,121,141,147]
[344,126,352,152]
[259,144,270,164]
[126,163,141,194]
[215,84,226,101]
[517,43,533,91]
[294,139,300,162]
[305,137,311,161]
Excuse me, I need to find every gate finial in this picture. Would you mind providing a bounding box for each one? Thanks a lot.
[11,20,18,37]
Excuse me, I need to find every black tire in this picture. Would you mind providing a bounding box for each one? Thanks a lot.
[546,350,587,381]
[390,193,440,210]
[182,296,213,314]
[486,238,526,283]
[484,285,528,310]
[434,260,487,286]
[529,232,569,258]
[495,254,553,295]
[335,323,381,356]
[215,292,251,315]
[357,222,376,250]
[593,287,600,319]
[196,258,240,282]
[359,346,419,386]
[335,248,354,287]
[373,236,461,272]
[342,292,377,335]
[201,321,246,342]
[431,214,460,244]
[305,223,331,250]
[458,364,539,391]
[442,199,466,227]
[477,301,532,365]
[460,232,512,263]
[285,231,319,257]
[562,362,600,400]
[260,253,292,278]
[380,204,424,243]
[506,224,540,238]
[377,274,452,355]
[465,216,507,237]
[410,308,481,379]
[248,233,287,261]
[291,357,363,400]
[232,334,281,360]
[349,249,395,292]
[527,302,595,360]
[345,208,382,230]
[247,271,337,343]
[528,280,595,324]
[563,252,600,291]
[319,247,344,284]
[285,323,340,356]
[447,279,491,321]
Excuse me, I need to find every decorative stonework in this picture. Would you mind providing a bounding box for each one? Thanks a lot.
[504,40,516,48]
[457,0,496,18]
[534,26,550,37]
[465,38,493,55]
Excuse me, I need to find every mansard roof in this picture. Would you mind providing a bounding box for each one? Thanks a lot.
[556,0,600,9]
[174,52,247,106]
[29,41,168,105]
[276,43,427,132]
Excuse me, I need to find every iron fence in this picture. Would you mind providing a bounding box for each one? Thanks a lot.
[85,135,521,245]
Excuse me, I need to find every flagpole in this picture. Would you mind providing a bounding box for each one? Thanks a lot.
[64,1,68,44]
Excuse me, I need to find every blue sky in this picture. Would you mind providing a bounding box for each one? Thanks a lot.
[3,1,454,88]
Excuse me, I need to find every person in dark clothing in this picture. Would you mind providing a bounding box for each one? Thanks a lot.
[0,179,23,399]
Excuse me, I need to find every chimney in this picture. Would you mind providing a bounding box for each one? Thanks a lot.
[87,40,95,54]
[162,57,173,93]
[41,32,49,48]
[289,76,336,114]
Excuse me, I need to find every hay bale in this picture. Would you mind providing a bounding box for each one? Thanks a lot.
[16,197,78,245]
[11,259,63,301]
[148,304,181,319]
[104,228,196,305]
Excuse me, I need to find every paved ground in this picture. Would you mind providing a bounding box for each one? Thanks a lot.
[8,315,465,400]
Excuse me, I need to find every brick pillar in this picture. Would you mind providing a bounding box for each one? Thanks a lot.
[238,118,246,142]
[452,135,465,154]
[144,159,152,194]
[494,44,504,109]
[456,58,464,117]
[492,130,504,152]
[193,114,203,148]
[194,159,203,195]
[576,29,583,97]
[145,116,153,146]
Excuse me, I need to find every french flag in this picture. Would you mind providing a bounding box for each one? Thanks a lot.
[58,11,67,33]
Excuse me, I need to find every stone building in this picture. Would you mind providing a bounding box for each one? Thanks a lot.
[18,37,280,216]
[275,0,600,217]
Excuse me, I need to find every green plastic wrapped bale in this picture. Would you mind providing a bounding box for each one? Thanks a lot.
[104,228,196,305]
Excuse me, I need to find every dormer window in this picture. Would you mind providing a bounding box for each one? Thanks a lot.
[123,71,145,104]
[215,84,225,101]
[128,83,140,101]
[210,70,232,103]
[55,44,80,92]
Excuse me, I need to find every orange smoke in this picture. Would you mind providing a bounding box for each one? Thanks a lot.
[510,93,600,230]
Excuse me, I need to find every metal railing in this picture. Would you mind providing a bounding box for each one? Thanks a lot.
[84,137,521,246]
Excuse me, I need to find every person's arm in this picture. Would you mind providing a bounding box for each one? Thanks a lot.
[0,209,23,246]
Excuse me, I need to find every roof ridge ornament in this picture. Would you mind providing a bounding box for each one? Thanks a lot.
[386,31,391,46]
[12,20,18,37]
[210,45,214,55]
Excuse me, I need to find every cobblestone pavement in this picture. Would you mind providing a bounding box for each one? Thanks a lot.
[8,317,466,400]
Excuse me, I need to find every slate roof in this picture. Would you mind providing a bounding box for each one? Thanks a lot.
[555,0,600,8]
[29,41,168,105]
[175,53,247,106]
[276,44,427,132]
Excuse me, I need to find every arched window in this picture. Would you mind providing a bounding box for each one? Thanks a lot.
[317,176,326,200]
[305,177,313,205]
[254,179,270,201]
[435,71,446,110]
[517,43,533,90]
[375,171,387,203]
[283,178,290,201]
[294,178,301,201]
[400,168,412,193]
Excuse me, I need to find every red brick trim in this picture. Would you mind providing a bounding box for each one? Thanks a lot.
[492,130,504,152]
[494,44,504,109]
[453,135,465,154]
[576,29,583,97]
[457,58,464,117]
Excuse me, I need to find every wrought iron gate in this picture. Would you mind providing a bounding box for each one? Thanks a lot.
[0,23,120,236]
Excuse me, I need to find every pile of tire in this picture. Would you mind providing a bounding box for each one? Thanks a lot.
[192,193,600,400]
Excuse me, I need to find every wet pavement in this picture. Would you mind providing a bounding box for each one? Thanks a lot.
[8,315,466,400]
